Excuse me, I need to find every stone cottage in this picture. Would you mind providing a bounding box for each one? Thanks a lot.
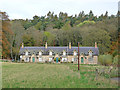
[19,42,99,64]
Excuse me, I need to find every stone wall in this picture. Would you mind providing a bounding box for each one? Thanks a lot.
[20,54,98,64]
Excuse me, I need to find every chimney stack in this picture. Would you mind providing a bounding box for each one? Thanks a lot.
[69,42,71,49]
[45,42,47,49]
[95,42,97,48]
[22,43,24,48]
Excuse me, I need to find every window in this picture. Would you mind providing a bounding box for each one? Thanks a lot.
[72,58,77,62]
[39,51,42,55]
[49,58,52,62]
[62,58,67,62]
[89,52,92,56]
[25,51,28,55]
[63,51,66,56]
[49,51,52,55]
[74,51,77,56]
[88,56,93,62]
[39,58,42,62]
[20,55,22,58]
[26,57,29,62]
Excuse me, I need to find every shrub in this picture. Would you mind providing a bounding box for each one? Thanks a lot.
[54,58,61,62]
[21,59,24,63]
[113,55,119,66]
[98,54,113,65]
[104,54,113,65]
[54,58,56,61]
[112,49,118,57]
[45,60,48,63]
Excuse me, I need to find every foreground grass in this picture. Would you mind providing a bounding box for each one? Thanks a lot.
[2,62,118,88]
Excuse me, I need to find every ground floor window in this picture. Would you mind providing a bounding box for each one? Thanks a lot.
[62,58,67,62]
[26,57,29,62]
[72,58,77,62]
[49,58,52,62]
[88,56,93,62]
[39,57,42,62]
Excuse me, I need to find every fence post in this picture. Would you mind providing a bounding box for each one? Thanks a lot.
[96,68,98,81]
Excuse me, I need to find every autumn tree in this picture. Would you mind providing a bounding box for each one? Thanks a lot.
[0,12,13,59]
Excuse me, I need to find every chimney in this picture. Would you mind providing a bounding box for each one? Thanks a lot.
[22,43,24,48]
[95,42,97,48]
[69,42,71,49]
[45,42,47,49]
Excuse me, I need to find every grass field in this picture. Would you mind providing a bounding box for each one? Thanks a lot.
[2,62,118,88]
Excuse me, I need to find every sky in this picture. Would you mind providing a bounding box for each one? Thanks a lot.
[0,0,119,19]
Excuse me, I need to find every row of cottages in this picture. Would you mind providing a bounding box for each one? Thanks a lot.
[19,42,99,64]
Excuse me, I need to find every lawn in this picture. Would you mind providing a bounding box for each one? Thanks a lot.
[2,62,118,88]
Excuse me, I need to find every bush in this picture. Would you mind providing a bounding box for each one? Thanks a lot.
[98,54,113,65]
[112,49,118,57]
[45,60,48,63]
[21,59,24,63]
[113,55,119,66]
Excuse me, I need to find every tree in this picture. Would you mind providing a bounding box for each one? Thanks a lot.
[22,34,35,46]
[62,21,71,30]
[11,20,25,60]
[80,27,111,54]
[0,12,13,59]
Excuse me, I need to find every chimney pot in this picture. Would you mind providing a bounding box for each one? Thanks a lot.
[22,43,24,48]
[95,42,97,48]
[69,42,71,49]
[45,42,47,49]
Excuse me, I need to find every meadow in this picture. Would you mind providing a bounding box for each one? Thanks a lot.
[2,62,118,88]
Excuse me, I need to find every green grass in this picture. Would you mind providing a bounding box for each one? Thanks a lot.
[2,62,118,88]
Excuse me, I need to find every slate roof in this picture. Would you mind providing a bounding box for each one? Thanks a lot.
[19,46,99,56]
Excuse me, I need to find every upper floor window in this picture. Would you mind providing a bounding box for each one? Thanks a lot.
[89,51,92,56]
[74,51,77,56]
[25,51,28,55]
[49,51,52,55]
[63,51,66,56]
[39,51,42,55]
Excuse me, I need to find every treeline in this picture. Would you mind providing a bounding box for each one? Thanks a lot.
[0,11,118,60]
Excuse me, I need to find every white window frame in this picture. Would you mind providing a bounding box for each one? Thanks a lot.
[49,51,52,55]
[20,55,22,58]
[62,58,67,62]
[72,58,74,62]
[72,58,77,62]
[74,51,77,56]
[25,51,28,55]
[26,57,29,62]
[39,51,42,56]
[39,57,42,62]
[89,51,92,56]
[49,57,52,62]
[63,51,66,56]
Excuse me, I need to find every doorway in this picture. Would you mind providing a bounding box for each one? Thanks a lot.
[56,57,58,63]
[32,57,35,62]
[81,57,84,63]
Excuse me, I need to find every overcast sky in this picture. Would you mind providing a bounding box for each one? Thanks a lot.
[0,0,119,19]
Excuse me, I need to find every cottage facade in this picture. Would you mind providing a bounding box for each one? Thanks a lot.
[19,42,99,64]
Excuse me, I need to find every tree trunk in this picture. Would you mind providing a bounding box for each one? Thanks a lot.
[10,45,13,60]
